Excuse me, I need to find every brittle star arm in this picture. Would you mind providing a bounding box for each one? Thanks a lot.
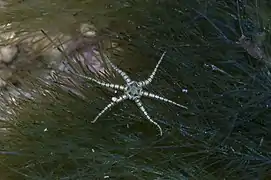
[134,98,163,136]
[92,94,128,123]
[104,56,132,83]
[72,72,126,91]
[142,91,188,109]
[139,51,166,86]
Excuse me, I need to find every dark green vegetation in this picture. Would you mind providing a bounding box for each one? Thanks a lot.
[1,0,271,179]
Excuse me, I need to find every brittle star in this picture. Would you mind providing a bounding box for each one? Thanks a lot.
[73,52,187,135]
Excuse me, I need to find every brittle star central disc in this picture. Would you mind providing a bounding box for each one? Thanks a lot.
[125,81,142,100]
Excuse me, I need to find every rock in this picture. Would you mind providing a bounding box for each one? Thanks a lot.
[80,23,97,37]
[238,34,266,60]
[0,78,6,87]
[0,68,13,80]
[74,47,106,75]
[0,67,13,87]
[0,45,18,64]
[0,23,15,40]
[0,0,7,8]
[63,37,106,74]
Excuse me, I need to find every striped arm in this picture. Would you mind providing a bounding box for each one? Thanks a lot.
[134,98,163,136]
[73,73,125,91]
[139,51,166,86]
[142,91,188,109]
[91,94,128,123]
[104,56,132,83]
